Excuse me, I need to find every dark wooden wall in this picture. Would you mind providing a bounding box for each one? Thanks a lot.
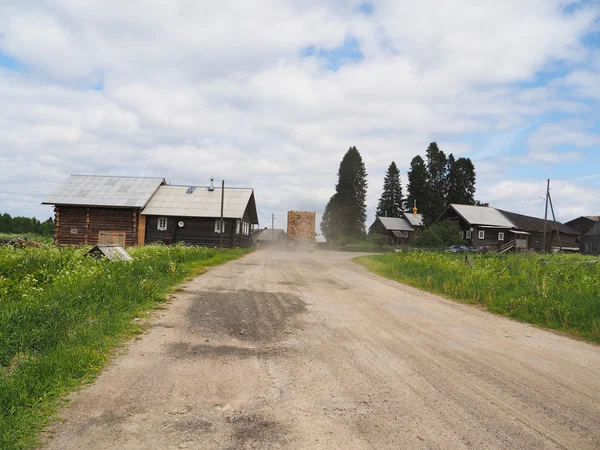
[54,206,139,247]
[144,216,252,248]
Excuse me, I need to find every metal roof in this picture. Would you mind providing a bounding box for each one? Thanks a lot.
[378,217,415,232]
[43,175,165,209]
[404,213,424,227]
[450,204,515,228]
[141,185,255,221]
[498,209,579,235]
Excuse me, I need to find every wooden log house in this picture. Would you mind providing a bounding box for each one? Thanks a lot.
[42,175,166,247]
[141,183,258,248]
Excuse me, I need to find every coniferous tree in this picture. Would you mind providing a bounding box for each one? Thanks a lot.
[376,161,403,218]
[424,142,448,224]
[320,146,368,242]
[446,157,476,205]
[405,155,428,216]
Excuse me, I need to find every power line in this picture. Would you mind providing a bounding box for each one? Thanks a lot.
[0,191,47,197]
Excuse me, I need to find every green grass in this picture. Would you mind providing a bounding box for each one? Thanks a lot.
[0,244,250,450]
[356,252,600,343]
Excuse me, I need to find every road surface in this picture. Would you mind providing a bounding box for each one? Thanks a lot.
[44,250,600,449]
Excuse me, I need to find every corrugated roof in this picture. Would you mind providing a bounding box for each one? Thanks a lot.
[43,175,165,208]
[404,213,424,227]
[378,217,415,232]
[141,185,254,220]
[450,204,515,228]
[499,209,579,235]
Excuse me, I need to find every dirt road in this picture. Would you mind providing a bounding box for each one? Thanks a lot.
[45,250,600,449]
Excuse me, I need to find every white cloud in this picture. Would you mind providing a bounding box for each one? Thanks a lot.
[0,0,599,227]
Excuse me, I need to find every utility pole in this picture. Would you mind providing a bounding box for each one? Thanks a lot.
[548,189,563,252]
[542,179,550,253]
[271,213,274,241]
[219,180,225,249]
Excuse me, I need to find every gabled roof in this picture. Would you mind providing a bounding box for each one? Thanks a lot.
[377,217,415,232]
[498,209,579,235]
[43,175,165,209]
[141,185,258,223]
[449,204,515,228]
[404,213,424,227]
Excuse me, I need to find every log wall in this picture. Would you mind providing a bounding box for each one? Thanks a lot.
[54,206,139,247]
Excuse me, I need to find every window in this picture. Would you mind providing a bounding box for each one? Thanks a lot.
[236,220,241,234]
[466,230,472,239]
[243,222,249,235]
[585,242,592,253]
[157,217,167,231]
[460,231,464,239]
[215,219,224,233]
[498,232,505,241]
[478,230,485,240]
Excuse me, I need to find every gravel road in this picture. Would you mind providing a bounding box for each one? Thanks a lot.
[44,250,600,449]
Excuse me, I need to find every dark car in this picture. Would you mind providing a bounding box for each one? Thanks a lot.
[447,245,470,253]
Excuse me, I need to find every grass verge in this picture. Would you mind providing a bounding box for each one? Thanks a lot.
[0,244,250,450]
[355,252,600,344]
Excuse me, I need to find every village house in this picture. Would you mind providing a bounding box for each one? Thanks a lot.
[368,212,424,246]
[44,175,259,248]
[141,182,258,248]
[42,175,166,247]
[437,204,579,253]
[565,216,600,255]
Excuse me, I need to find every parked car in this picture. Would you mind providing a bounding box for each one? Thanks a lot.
[469,245,487,253]
[447,245,470,253]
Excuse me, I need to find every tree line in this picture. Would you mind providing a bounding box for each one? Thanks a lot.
[0,213,55,236]
[320,143,476,243]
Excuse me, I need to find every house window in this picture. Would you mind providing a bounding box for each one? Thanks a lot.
[243,222,249,235]
[460,231,464,239]
[215,219,224,233]
[585,242,592,253]
[498,232,505,241]
[157,217,168,231]
[478,230,485,240]
[236,220,241,234]
[466,230,472,239]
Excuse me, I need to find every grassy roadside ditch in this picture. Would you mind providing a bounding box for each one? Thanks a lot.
[355,252,600,344]
[0,244,250,450]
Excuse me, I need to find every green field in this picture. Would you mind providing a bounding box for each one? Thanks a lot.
[0,244,249,450]
[356,252,600,343]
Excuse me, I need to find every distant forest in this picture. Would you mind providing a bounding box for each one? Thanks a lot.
[0,213,55,236]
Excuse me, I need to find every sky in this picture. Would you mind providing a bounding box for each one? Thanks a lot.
[1,0,599,229]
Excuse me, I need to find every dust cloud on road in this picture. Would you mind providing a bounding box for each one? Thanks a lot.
[44,250,600,449]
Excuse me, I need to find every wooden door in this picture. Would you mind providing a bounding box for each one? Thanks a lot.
[98,231,126,246]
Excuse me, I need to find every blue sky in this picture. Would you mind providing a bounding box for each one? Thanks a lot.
[0,0,599,225]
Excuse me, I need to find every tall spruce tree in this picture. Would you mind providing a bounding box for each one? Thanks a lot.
[446,156,476,205]
[376,161,403,218]
[405,155,428,217]
[320,146,368,242]
[424,142,448,224]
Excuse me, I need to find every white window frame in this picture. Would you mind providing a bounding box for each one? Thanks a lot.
[478,230,485,240]
[498,232,505,241]
[466,230,472,239]
[243,222,249,235]
[236,219,241,234]
[214,219,224,233]
[157,217,168,231]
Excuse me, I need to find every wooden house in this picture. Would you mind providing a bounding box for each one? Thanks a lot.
[253,229,286,247]
[437,204,525,252]
[498,209,579,252]
[141,184,258,248]
[565,216,600,254]
[368,213,424,245]
[42,175,166,247]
